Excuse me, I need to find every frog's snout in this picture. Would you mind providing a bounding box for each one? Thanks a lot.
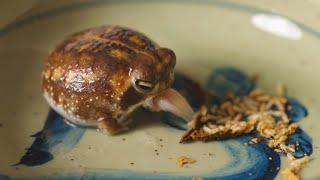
[146,88,194,122]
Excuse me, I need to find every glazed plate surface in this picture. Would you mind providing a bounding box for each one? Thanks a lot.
[0,1,319,179]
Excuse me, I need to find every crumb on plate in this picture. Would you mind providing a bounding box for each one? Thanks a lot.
[177,156,196,167]
[281,168,299,180]
[179,79,311,178]
[281,156,310,180]
[248,137,262,144]
[180,84,298,157]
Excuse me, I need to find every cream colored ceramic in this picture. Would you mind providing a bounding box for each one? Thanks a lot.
[0,1,319,179]
[0,0,39,29]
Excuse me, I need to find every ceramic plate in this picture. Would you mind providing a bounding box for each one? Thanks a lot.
[0,0,39,29]
[0,1,319,179]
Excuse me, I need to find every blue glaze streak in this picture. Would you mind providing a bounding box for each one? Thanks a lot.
[287,128,313,158]
[16,110,86,166]
[10,140,280,180]
[0,174,10,180]
[286,97,308,122]
[161,67,312,179]
[217,136,280,180]
[206,67,255,99]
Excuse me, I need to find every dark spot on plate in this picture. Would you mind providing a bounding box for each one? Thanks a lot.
[206,67,255,99]
[286,97,308,122]
[287,128,313,158]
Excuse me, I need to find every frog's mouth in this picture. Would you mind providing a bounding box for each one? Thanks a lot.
[146,88,194,122]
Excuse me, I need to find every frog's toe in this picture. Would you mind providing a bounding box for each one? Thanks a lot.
[98,119,129,135]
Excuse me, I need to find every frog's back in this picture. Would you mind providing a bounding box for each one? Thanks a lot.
[47,26,160,83]
[41,26,160,125]
[58,25,158,58]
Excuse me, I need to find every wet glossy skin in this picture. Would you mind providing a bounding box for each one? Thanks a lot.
[42,26,176,134]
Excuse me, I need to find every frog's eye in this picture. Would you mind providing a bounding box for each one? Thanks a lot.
[134,79,155,93]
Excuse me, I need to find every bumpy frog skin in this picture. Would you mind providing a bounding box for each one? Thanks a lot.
[41,26,194,134]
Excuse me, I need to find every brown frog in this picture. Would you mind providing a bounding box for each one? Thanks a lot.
[41,26,194,134]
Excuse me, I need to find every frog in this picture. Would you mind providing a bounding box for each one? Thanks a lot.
[41,25,194,134]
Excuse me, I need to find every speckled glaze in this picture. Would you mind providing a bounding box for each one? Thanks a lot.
[42,26,176,133]
[0,1,320,179]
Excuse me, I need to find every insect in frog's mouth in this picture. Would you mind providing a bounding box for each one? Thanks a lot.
[146,88,194,121]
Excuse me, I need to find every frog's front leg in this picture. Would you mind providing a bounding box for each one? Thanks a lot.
[98,117,129,135]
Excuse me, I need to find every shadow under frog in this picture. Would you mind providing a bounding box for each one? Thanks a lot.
[13,67,312,180]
